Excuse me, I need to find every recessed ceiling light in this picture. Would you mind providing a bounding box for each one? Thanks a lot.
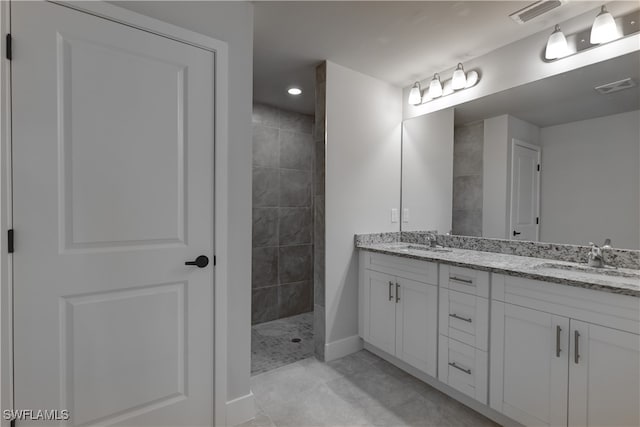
[288,87,302,96]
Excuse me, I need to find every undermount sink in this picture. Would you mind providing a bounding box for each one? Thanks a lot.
[534,262,640,280]
[396,244,452,254]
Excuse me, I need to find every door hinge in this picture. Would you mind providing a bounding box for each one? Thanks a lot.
[5,33,12,60]
[537,164,540,171]
[213,255,216,266]
[7,229,13,253]
[536,217,539,225]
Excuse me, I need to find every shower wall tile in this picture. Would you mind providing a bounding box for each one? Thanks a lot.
[279,244,313,283]
[280,130,313,170]
[453,175,483,211]
[280,109,313,134]
[253,125,279,168]
[252,287,279,324]
[279,170,312,207]
[452,121,484,237]
[253,208,279,248]
[252,103,280,127]
[315,141,325,196]
[252,247,278,288]
[278,281,313,318]
[252,103,315,324]
[279,207,312,245]
[253,168,279,207]
[453,122,484,177]
[452,209,483,237]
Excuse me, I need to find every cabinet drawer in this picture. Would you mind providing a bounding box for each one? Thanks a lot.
[439,288,489,351]
[438,336,488,404]
[439,264,489,298]
[363,251,438,285]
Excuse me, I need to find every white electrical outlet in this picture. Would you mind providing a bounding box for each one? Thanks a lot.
[391,208,399,223]
[403,208,410,223]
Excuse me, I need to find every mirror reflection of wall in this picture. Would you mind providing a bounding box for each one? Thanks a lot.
[402,51,640,249]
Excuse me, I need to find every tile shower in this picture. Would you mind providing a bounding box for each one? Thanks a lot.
[452,121,483,236]
[251,103,315,325]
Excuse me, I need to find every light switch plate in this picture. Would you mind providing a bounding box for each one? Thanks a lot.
[391,208,399,223]
[402,208,409,223]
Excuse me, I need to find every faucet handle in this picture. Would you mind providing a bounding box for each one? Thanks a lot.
[602,238,612,249]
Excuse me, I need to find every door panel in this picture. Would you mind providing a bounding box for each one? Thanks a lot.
[12,2,214,425]
[569,321,640,427]
[500,304,569,427]
[510,140,540,241]
[367,271,397,355]
[395,278,438,376]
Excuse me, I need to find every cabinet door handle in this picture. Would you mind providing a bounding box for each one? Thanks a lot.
[395,283,400,303]
[574,330,580,364]
[556,325,562,357]
[449,313,473,323]
[450,276,473,284]
[388,281,394,301]
[448,362,472,375]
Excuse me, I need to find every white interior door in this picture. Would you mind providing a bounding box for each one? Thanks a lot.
[510,139,540,241]
[12,2,215,426]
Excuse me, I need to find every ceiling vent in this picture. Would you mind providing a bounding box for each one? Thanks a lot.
[594,78,637,95]
[509,1,565,24]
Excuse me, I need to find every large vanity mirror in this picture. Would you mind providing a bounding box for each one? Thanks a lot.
[401,51,640,249]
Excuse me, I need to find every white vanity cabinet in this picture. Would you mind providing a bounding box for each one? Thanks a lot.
[438,265,490,404]
[490,273,640,427]
[359,251,438,377]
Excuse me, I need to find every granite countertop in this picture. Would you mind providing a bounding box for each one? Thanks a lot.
[357,242,640,297]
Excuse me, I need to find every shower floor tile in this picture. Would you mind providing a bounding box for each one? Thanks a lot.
[251,312,314,375]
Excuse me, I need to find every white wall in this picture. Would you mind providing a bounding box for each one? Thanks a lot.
[403,2,640,121]
[540,110,640,249]
[325,61,402,350]
[113,0,254,413]
[402,108,454,232]
[483,115,540,239]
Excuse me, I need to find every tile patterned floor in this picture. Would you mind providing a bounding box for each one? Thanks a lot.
[240,350,499,427]
[251,312,314,375]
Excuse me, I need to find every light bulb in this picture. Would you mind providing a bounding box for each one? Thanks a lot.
[451,63,467,90]
[545,25,568,59]
[590,5,618,44]
[428,74,443,98]
[408,82,422,105]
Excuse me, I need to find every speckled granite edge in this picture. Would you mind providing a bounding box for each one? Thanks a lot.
[356,243,640,297]
[399,231,640,270]
[354,232,400,246]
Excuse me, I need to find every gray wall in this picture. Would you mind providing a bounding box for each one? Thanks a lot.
[314,63,326,359]
[252,103,315,324]
[453,121,483,236]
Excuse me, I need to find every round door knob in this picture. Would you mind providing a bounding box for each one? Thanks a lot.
[185,255,209,268]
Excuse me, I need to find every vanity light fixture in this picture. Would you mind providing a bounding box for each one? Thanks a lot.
[545,25,568,59]
[451,63,467,90]
[408,82,422,105]
[287,87,302,95]
[408,64,480,105]
[590,5,618,44]
[428,74,443,98]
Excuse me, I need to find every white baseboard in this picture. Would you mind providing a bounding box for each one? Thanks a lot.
[225,392,255,426]
[324,334,363,362]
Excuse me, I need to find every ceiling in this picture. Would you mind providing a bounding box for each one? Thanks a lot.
[253,1,606,115]
[453,50,640,127]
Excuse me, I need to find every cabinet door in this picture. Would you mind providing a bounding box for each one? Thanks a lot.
[491,302,569,426]
[365,270,397,355]
[569,321,640,427]
[395,278,438,377]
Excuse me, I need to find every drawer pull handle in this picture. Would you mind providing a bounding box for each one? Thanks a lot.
[450,276,473,285]
[449,313,473,323]
[388,281,394,301]
[395,283,400,303]
[448,362,471,375]
[574,330,580,364]
[556,325,562,358]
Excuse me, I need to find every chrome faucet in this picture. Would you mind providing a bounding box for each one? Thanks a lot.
[587,238,612,268]
[425,230,438,248]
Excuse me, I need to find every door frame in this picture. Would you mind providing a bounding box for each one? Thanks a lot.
[0,2,230,426]
[509,138,541,242]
